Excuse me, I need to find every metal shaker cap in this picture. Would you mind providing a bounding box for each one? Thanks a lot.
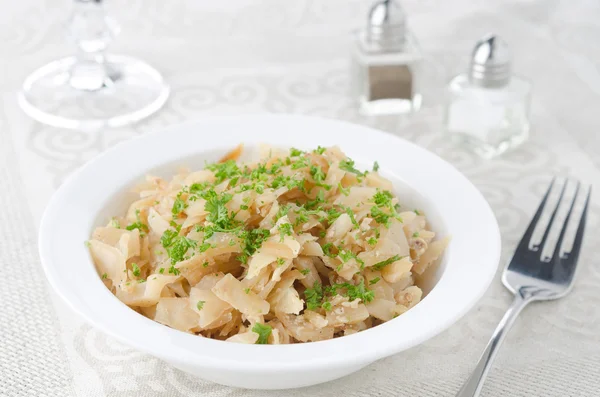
[366,0,407,51]
[468,34,511,88]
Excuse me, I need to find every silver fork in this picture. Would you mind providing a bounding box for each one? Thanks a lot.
[456,178,591,397]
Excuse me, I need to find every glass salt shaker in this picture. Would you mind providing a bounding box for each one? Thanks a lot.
[444,34,532,158]
[351,0,422,115]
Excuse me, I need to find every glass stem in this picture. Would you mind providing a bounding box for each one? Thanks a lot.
[68,0,118,91]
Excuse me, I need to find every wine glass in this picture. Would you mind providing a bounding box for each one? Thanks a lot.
[18,0,169,130]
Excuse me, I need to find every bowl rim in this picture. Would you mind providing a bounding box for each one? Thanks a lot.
[39,114,500,371]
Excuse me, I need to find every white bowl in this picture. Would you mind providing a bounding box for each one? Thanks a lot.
[39,114,500,390]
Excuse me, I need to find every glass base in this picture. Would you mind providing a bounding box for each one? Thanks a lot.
[450,127,529,159]
[359,95,422,116]
[18,55,169,130]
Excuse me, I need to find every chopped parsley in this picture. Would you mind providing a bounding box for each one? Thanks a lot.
[330,280,374,303]
[161,229,197,264]
[202,261,209,268]
[158,267,165,274]
[370,190,403,227]
[189,182,208,194]
[339,158,365,176]
[373,161,380,172]
[125,209,149,234]
[289,147,304,157]
[196,300,205,310]
[306,190,325,209]
[131,263,140,277]
[304,281,324,311]
[345,207,359,227]
[238,228,270,264]
[305,279,375,309]
[275,204,290,221]
[338,182,350,196]
[314,146,326,155]
[110,218,120,228]
[171,195,187,216]
[337,248,365,269]
[370,206,391,226]
[252,323,272,344]
[244,287,251,294]
[414,209,421,215]
[369,277,381,285]
[322,243,336,258]
[206,160,241,184]
[372,254,403,270]
[101,273,108,279]
[300,268,311,275]
[309,165,326,185]
[373,190,393,207]
[290,157,309,170]
[412,231,420,238]
[202,190,235,230]
[367,237,378,246]
[325,208,342,223]
[278,223,293,241]
[338,249,353,263]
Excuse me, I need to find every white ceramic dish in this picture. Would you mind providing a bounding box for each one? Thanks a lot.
[39,114,500,390]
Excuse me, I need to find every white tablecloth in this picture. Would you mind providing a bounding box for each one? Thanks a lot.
[2,1,600,396]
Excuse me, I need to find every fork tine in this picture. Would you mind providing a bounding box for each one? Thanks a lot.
[548,181,579,261]
[516,178,555,251]
[533,179,567,252]
[553,184,591,263]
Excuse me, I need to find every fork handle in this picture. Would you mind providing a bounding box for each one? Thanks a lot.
[455,288,536,397]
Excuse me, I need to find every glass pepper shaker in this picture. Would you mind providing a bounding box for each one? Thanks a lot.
[351,0,422,115]
[444,34,532,158]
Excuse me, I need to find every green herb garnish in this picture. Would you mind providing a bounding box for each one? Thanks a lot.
[338,182,350,196]
[289,148,304,157]
[339,158,365,176]
[161,229,197,264]
[314,146,326,155]
[125,209,149,234]
[278,223,293,241]
[304,281,324,311]
[132,263,140,277]
[252,323,272,344]
[330,280,374,303]
[172,195,187,216]
[372,254,403,270]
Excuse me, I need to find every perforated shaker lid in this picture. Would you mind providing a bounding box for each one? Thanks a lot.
[469,34,511,88]
[365,0,407,51]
